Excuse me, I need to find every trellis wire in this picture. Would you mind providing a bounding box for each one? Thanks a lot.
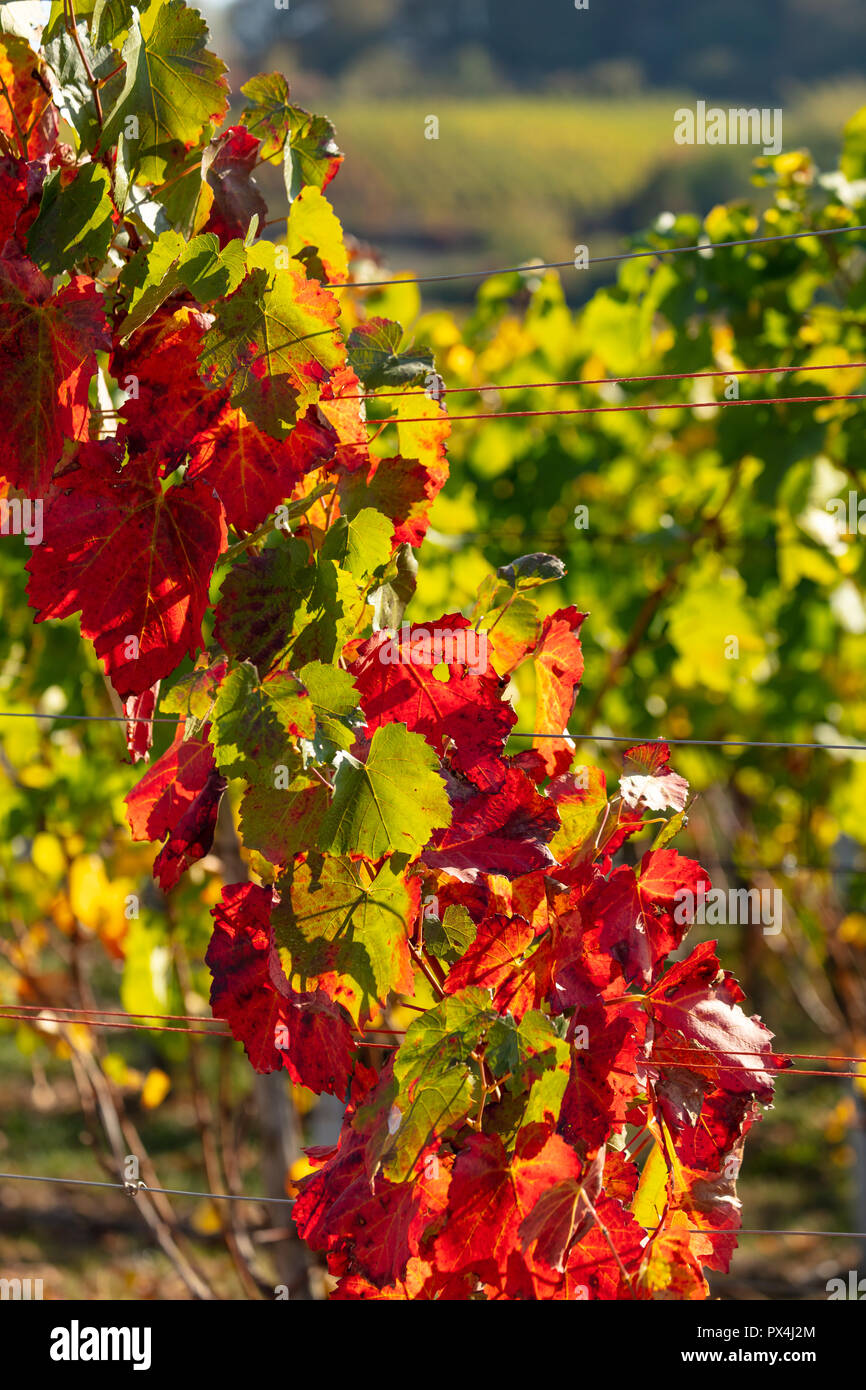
[332,222,866,290]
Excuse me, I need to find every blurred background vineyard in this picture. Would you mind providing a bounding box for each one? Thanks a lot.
[2,0,866,1299]
[215,0,866,298]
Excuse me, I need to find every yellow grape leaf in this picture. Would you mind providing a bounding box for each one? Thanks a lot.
[288,185,348,282]
[632,1139,667,1230]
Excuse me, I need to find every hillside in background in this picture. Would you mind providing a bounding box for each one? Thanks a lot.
[202,0,866,300]
[227,0,866,105]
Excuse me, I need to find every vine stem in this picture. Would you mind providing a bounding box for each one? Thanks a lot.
[407,939,446,998]
[322,482,340,533]
[65,0,103,129]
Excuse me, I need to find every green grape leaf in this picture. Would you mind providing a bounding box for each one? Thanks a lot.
[289,557,371,668]
[150,144,214,236]
[347,318,434,390]
[374,989,496,1181]
[496,552,568,590]
[284,108,343,202]
[239,71,292,160]
[101,0,229,183]
[297,660,361,751]
[239,772,329,868]
[90,0,134,47]
[651,806,690,852]
[263,669,317,740]
[45,0,133,50]
[287,185,348,282]
[27,164,114,274]
[239,82,344,198]
[320,507,394,580]
[488,1010,570,1114]
[42,19,116,150]
[317,722,451,861]
[273,853,414,1024]
[118,230,246,342]
[424,902,477,963]
[161,657,226,721]
[199,258,344,437]
[214,538,316,672]
[210,660,314,780]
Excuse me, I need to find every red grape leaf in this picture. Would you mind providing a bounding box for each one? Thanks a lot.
[351,618,516,792]
[340,452,443,548]
[604,1148,639,1206]
[647,938,787,1101]
[620,741,689,813]
[207,881,355,1093]
[549,866,626,1006]
[0,35,57,159]
[340,389,450,546]
[588,866,649,986]
[330,1256,466,1301]
[315,366,370,474]
[27,445,227,698]
[0,154,31,247]
[653,1065,715,1139]
[547,766,608,864]
[422,768,560,881]
[293,1138,449,1287]
[187,403,336,533]
[433,1124,581,1290]
[518,1147,604,1272]
[558,1010,643,1154]
[674,1088,760,1173]
[570,851,710,990]
[123,683,160,764]
[634,848,710,975]
[112,306,228,472]
[124,721,215,843]
[661,1146,743,1276]
[0,271,109,493]
[444,913,545,1021]
[153,764,226,892]
[638,1226,708,1300]
[201,125,268,246]
[531,606,587,777]
[523,1195,646,1300]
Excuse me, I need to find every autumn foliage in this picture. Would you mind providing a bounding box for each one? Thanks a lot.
[0,2,786,1300]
